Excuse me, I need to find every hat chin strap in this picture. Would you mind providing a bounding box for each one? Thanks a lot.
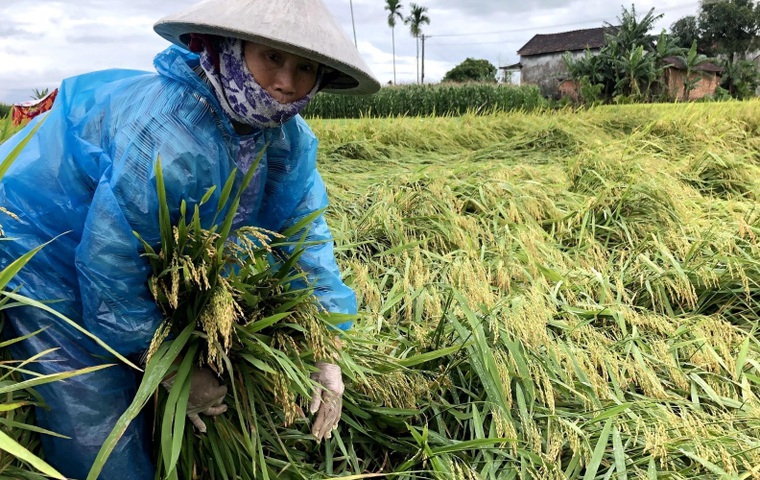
[198,37,318,129]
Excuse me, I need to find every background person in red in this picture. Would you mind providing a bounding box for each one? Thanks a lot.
[10,88,58,126]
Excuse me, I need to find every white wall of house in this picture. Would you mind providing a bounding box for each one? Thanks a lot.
[520,51,591,97]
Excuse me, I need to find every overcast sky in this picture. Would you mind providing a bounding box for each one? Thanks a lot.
[0,0,701,104]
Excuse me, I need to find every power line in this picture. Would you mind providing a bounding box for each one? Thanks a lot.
[348,0,357,47]
[423,39,462,65]
[432,18,611,38]
[434,40,524,47]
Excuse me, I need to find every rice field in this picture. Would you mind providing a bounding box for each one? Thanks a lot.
[3,99,760,479]
[310,100,760,478]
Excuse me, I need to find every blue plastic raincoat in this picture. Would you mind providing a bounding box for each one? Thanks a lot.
[0,46,355,479]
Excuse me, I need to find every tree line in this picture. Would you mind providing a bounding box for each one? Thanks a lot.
[670,0,760,98]
[563,1,760,104]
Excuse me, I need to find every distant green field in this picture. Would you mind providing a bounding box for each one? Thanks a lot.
[302,82,547,118]
[4,100,760,478]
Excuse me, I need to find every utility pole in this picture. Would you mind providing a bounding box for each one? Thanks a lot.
[349,0,357,47]
[420,34,425,84]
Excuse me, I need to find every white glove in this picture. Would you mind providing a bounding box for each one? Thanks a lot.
[309,361,344,441]
[162,365,228,433]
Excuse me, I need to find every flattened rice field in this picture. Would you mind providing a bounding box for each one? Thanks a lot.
[312,100,760,479]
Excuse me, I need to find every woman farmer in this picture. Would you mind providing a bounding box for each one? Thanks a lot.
[0,0,379,477]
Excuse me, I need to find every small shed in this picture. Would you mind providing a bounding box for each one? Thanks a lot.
[511,27,615,98]
[662,56,724,101]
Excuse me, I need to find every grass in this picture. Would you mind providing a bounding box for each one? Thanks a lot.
[4,100,760,478]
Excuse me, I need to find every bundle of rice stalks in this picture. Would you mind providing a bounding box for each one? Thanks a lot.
[120,156,341,479]
[88,155,438,479]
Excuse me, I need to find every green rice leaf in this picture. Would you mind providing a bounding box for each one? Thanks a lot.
[0,402,27,412]
[1,291,140,371]
[0,237,59,291]
[214,146,267,255]
[0,417,70,439]
[242,312,292,334]
[583,418,612,480]
[587,402,633,425]
[429,437,515,455]
[0,115,46,178]
[612,425,627,480]
[0,327,45,349]
[160,342,198,479]
[0,364,114,394]
[396,344,464,367]
[677,448,730,476]
[0,429,65,479]
[87,322,193,480]
[154,156,174,256]
[240,354,277,374]
[736,337,750,380]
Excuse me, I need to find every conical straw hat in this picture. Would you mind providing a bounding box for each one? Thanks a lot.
[154,0,380,94]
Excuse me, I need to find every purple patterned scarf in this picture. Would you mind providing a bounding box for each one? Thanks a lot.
[189,36,322,224]
[198,37,319,128]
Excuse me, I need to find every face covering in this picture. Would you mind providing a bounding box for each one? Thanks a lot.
[197,36,320,129]
[189,35,322,226]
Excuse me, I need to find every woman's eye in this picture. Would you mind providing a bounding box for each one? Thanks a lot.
[266,53,281,63]
[299,64,315,72]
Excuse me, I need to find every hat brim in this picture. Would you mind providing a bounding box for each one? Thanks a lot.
[154,22,380,95]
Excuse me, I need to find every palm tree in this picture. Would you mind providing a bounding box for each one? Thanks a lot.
[31,88,50,100]
[385,0,404,85]
[609,5,662,54]
[615,45,655,98]
[404,3,430,84]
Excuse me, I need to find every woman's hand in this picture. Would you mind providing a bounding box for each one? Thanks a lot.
[309,361,344,441]
[162,365,227,433]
